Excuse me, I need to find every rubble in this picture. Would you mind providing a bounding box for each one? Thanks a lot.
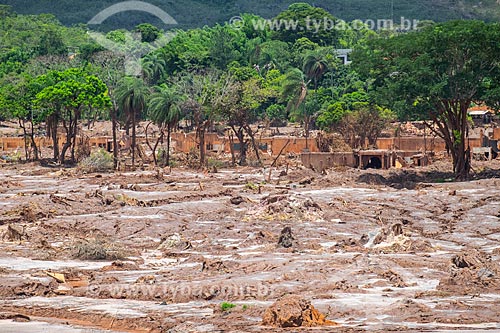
[438,249,500,294]
[0,160,500,331]
[2,224,27,242]
[262,295,337,328]
[158,233,193,251]
[277,227,294,248]
[229,196,245,205]
[380,270,411,288]
[366,223,434,253]
[247,194,323,221]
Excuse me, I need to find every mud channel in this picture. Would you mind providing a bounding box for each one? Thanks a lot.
[1,161,500,332]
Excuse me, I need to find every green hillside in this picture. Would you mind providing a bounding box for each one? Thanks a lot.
[1,0,499,30]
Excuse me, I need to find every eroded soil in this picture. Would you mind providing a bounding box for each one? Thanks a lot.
[1,161,500,332]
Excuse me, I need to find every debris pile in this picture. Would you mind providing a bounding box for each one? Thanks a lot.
[380,270,411,288]
[388,298,434,322]
[357,173,387,186]
[0,278,58,298]
[262,295,337,328]
[248,194,323,221]
[365,223,434,253]
[331,280,360,293]
[277,227,294,248]
[3,202,49,224]
[229,196,246,205]
[400,122,426,136]
[158,233,192,251]
[438,249,500,294]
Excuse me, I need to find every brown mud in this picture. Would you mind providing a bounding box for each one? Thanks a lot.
[1,160,500,332]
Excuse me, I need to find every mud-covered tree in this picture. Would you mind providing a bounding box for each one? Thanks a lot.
[353,20,500,179]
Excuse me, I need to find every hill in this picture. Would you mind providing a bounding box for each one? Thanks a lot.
[1,0,500,30]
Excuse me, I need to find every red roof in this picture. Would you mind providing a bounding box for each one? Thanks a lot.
[468,105,490,112]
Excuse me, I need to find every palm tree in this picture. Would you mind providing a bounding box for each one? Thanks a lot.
[300,51,330,150]
[148,84,184,167]
[282,68,313,149]
[303,51,328,91]
[142,51,167,85]
[116,76,149,167]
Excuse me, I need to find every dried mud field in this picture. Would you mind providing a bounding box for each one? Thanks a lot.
[1,162,500,332]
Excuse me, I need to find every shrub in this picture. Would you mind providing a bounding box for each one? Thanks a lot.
[78,149,113,173]
[208,157,224,170]
[220,302,236,312]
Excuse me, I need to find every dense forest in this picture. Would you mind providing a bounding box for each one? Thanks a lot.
[1,2,500,179]
[1,0,499,30]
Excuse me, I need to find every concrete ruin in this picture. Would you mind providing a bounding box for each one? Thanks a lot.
[301,150,430,172]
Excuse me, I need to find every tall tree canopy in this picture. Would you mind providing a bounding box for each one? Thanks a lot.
[148,83,184,167]
[353,20,500,179]
[115,76,150,166]
[271,3,339,46]
[36,68,111,163]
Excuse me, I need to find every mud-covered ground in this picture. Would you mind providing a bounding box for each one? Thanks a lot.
[1,160,500,332]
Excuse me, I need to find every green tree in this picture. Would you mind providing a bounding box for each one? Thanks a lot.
[115,76,150,167]
[161,29,211,74]
[353,20,500,179]
[142,51,167,85]
[338,103,394,149]
[316,101,346,132]
[148,84,184,167]
[135,23,161,43]
[254,40,291,73]
[37,27,66,56]
[337,20,377,48]
[302,49,331,125]
[177,71,232,167]
[266,104,287,128]
[303,50,328,91]
[0,4,13,18]
[291,37,319,68]
[238,13,270,41]
[316,89,371,132]
[272,3,338,46]
[0,74,41,160]
[90,51,126,169]
[218,76,270,166]
[36,68,111,163]
[208,24,245,70]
